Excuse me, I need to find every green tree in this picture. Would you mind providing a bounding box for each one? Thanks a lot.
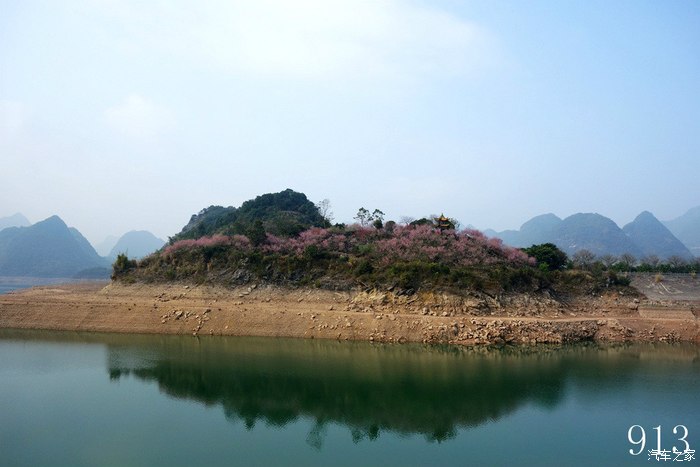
[371,209,385,229]
[355,208,385,228]
[112,253,137,279]
[522,243,568,271]
[247,220,267,246]
[354,207,371,226]
[617,253,637,271]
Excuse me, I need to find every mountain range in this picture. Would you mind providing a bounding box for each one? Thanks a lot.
[0,216,109,277]
[485,208,698,260]
[0,201,696,278]
[0,215,165,278]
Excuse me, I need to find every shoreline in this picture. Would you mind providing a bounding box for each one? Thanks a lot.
[0,281,698,344]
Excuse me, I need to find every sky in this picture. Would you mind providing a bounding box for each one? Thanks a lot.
[1,0,699,245]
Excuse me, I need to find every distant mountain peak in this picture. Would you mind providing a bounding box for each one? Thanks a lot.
[622,211,692,260]
[108,230,165,259]
[39,215,68,227]
[520,213,561,231]
[0,214,108,277]
[661,206,700,258]
[486,209,695,259]
[632,211,662,224]
[0,213,31,231]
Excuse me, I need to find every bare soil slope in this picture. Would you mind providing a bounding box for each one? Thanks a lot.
[631,272,700,303]
[1,281,697,344]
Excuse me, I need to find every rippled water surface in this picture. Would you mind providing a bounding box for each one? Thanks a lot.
[0,330,698,466]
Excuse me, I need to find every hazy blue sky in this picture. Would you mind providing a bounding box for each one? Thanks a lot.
[2,0,699,244]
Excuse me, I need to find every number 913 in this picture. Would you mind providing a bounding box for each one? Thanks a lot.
[627,425,690,456]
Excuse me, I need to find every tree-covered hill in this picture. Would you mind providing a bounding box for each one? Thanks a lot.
[173,189,328,242]
[115,190,646,297]
[117,223,540,295]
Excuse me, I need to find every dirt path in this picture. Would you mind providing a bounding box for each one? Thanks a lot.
[1,282,698,344]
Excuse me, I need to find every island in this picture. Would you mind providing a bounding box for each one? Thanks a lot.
[1,190,698,344]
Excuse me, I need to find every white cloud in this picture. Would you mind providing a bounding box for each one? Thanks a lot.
[88,0,497,80]
[104,94,174,138]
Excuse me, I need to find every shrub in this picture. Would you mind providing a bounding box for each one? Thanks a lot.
[112,253,137,279]
[522,243,568,271]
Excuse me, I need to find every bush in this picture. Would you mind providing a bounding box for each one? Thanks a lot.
[522,243,568,271]
[387,261,449,290]
[112,253,137,279]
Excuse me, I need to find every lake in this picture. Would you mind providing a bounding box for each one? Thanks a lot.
[0,330,698,466]
[0,277,84,295]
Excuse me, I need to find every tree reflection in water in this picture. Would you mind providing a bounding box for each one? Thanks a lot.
[101,336,700,448]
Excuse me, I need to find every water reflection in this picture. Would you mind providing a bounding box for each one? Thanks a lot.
[2,329,697,450]
[99,334,699,446]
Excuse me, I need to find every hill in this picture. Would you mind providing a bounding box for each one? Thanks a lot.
[554,213,643,257]
[486,210,700,261]
[487,213,562,248]
[0,213,30,232]
[117,222,540,296]
[622,211,693,260]
[664,206,700,257]
[116,190,644,297]
[0,216,109,277]
[487,213,643,257]
[108,231,165,260]
[118,188,545,295]
[173,188,328,242]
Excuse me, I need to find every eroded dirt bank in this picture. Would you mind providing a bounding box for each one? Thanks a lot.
[0,282,698,344]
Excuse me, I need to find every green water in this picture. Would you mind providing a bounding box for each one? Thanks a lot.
[0,330,698,466]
